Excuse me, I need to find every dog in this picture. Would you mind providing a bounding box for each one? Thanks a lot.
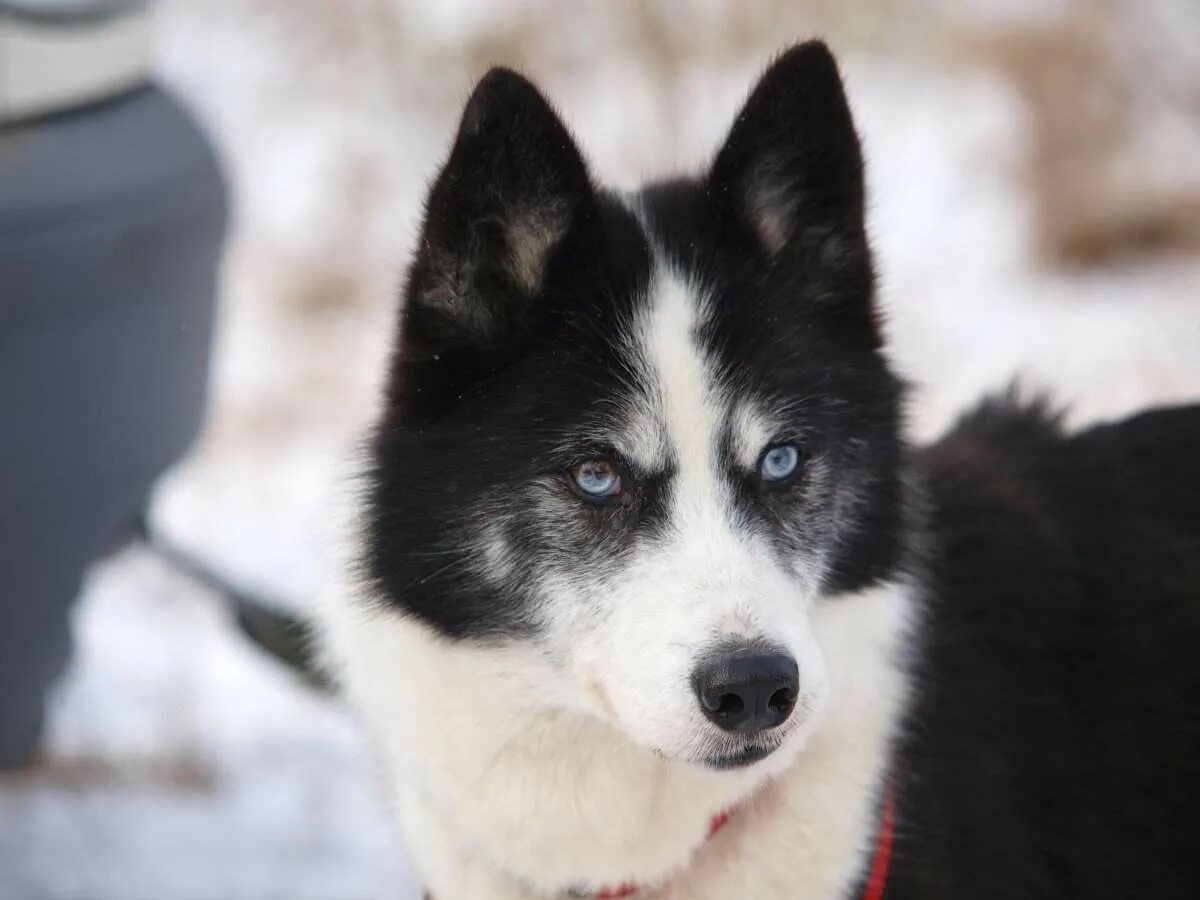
[316,41,1200,899]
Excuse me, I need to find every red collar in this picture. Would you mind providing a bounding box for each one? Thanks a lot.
[428,788,895,899]
[861,783,897,900]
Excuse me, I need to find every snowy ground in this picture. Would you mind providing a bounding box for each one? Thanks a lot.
[3,3,1198,899]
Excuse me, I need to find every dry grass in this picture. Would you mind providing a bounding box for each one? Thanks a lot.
[966,0,1200,266]
[12,752,218,793]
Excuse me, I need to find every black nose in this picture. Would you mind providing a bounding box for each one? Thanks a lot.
[692,646,799,734]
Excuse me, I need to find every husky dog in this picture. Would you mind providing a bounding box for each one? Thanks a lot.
[317,41,1200,899]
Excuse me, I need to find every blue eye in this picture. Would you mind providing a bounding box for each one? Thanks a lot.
[760,444,801,484]
[571,459,622,499]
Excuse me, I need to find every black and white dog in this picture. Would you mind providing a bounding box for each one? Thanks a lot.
[317,42,1200,899]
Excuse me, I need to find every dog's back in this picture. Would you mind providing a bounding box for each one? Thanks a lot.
[893,401,1200,899]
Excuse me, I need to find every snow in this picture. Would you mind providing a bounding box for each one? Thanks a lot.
[1,547,418,899]
[3,2,1198,898]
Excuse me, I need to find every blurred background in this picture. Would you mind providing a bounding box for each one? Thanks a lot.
[1,1,1198,898]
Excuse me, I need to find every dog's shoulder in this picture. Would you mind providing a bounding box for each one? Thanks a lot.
[892,398,1200,898]
[918,393,1072,576]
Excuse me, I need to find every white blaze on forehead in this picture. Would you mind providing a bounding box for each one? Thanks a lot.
[615,255,782,487]
[627,265,726,514]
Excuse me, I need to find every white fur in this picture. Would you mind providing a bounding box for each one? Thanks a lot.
[317,573,911,898]
[315,260,915,897]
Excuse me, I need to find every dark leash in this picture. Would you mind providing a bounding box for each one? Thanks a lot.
[133,515,331,691]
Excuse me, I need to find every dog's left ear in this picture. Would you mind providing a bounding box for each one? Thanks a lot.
[402,68,594,357]
[709,42,877,341]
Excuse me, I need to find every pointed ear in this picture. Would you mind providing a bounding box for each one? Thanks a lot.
[709,42,866,264]
[403,68,593,355]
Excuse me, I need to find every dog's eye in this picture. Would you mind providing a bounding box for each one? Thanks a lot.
[759,444,802,485]
[570,459,622,500]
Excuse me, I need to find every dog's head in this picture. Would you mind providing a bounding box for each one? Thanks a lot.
[365,42,906,771]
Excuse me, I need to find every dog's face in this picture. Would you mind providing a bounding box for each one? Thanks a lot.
[365,44,905,771]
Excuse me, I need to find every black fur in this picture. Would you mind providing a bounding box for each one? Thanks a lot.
[363,38,1200,897]
[879,399,1200,899]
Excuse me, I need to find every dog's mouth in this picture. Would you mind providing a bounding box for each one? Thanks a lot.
[702,744,777,770]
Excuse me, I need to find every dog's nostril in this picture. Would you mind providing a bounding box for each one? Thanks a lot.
[768,686,797,716]
[691,646,800,735]
[710,692,745,717]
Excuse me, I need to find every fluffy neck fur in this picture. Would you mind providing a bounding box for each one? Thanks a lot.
[318,570,915,899]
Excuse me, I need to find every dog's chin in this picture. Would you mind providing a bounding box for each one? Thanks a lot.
[701,744,779,770]
[657,735,792,773]
[665,717,814,774]
[647,739,781,772]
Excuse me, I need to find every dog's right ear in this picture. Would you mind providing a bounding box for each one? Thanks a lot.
[708,42,865,262]
[707,42,879,348]
[402,68,594,356]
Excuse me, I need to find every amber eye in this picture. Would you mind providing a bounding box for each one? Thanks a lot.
[570,459,622,500]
